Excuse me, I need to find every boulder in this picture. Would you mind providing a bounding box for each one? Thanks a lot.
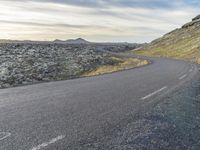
[192,15,200,21]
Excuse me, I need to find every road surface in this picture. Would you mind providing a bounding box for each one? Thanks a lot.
[0,57,198,149]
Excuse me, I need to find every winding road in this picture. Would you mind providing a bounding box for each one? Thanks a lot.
[0,56,198,149]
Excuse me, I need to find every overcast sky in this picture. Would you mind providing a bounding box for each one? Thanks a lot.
[0,0,199,42]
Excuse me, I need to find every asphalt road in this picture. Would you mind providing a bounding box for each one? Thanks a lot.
[0,57,198,150]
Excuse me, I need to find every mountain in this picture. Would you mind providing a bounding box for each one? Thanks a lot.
[135,15,200,64]
[0,38,90,44]
[54,38,90,44]
[53,39,63,43]
[66,38,90,44]
[0,39,20,43]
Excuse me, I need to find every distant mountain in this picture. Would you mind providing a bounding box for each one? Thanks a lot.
[0,39,47,44]
[135,14,200,64]
[66,38,90,44]
[0,38,90,44]
[53,39,63,43]
[0,38,142,48]
[53,38,90,44]
[0,39,19,43]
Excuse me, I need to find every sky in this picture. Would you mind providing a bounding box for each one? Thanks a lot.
[0,0,199,43]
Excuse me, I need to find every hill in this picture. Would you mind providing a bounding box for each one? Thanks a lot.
[54,38,90,44]
[0,38,90,44]
[134,15,200,64]
[66,38,90,44]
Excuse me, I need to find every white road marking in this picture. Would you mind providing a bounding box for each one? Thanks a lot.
[0,132,11,141]
[141,86,168,100]
[179,74,187,80]
[30,135,65,150]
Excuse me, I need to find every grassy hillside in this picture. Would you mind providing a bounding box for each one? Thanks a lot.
[133,15,200,64]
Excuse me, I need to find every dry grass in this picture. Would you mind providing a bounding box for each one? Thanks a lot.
[124,25,200,64]
[82,57,148,77]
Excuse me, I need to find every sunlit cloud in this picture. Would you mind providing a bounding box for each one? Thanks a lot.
[0,0,199,42]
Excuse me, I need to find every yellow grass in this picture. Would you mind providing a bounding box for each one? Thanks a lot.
[126,30,200,64]
[82,57,148,77]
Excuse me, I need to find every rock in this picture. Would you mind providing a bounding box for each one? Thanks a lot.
[0,43,134,88]
[192,15,200,21]
[182,15,200,28]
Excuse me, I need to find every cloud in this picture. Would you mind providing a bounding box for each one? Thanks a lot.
[30,0,200,9]
[0,20,108,29]
[30,0,179,9]
[0,0,199,42]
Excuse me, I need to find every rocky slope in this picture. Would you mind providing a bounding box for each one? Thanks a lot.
[0,43,143,88]
[135,15,200,63]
